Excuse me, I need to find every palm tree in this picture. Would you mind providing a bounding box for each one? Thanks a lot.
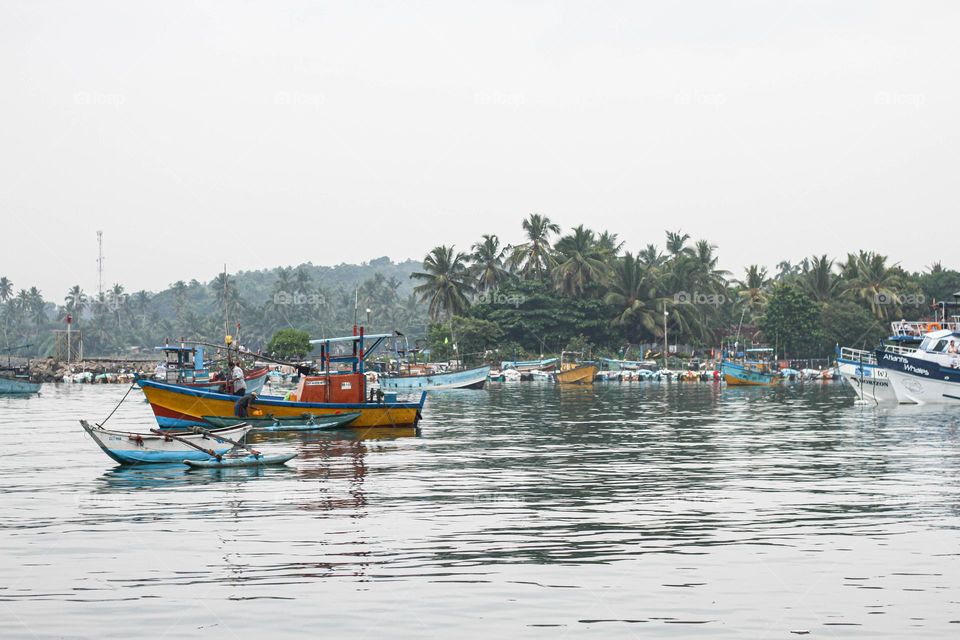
[293,266,313,294]
[637,244,666,269]
[596,231,624,261]
[410,246,475,321]
[665,230,692,258]
[800,255,839,304]
[553,225,609,296]
[471,234,509,293]
[605,253,661,339]
[735,265,770,319]
[0,277,12,303]
[64,285,86,325]
[507,213,560,279]
[844,252,902,320]
[27,287,46,326]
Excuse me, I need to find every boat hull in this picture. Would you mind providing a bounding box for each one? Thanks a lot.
[380,365,490,391]
[202,412,361,431]
[170,367,269,394]
[837,360,897,403]
[137,378,424,429]
[0,375,41,395]
[80,420,252,465]
[185,453,296,468]
[876,349,960,405]
[721,362,777,386]
[556,364,597,385]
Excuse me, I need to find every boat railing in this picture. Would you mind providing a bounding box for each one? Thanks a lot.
[890,320,960,337]
[839,343,917,365]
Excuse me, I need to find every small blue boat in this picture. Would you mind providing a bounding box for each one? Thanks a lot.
[499,357,557,371]
[0,374,41,395]
[380,365,490,391]
[80,420,253,465]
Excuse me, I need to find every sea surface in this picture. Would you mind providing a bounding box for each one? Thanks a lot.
[1,381,959,638]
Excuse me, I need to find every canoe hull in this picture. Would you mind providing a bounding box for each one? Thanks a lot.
[202,412,361,431]
[556,364,598,385]
[185,453,297,468]
[380,365,490,391]
[80,420,252,465]
[137,378,424,429]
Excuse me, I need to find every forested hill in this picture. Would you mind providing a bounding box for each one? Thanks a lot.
[0,257,429,357]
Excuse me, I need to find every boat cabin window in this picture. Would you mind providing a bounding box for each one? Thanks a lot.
[932,339,949,353]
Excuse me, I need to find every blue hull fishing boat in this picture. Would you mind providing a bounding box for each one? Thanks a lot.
[0,374,41,395]
[79,420,253,465]
[499,357,557,372]
[380,365,490,391]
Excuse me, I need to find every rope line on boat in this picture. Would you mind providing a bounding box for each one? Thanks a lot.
[96,383,137,427]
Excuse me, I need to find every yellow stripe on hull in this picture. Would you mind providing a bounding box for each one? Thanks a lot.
[725,375,776,386]
[557,364,598,385]
[142,384,420,428]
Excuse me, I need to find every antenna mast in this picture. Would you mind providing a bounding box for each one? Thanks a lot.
[96,230,104,298]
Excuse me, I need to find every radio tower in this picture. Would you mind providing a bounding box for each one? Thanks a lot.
[96,230,104,298]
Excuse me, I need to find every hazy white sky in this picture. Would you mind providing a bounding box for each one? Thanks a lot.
[2,1,957,297]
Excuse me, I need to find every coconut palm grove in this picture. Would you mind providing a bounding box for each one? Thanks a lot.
[2,214,958,362]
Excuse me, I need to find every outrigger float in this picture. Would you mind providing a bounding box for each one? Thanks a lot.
[137,330,426,429]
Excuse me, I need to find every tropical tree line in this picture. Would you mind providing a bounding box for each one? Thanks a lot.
[410,215,960,360]
[0,265,430,359]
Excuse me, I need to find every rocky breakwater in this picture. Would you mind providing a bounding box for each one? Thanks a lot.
[28,358,153,383]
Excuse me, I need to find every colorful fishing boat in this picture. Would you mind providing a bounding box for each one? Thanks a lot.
[153,343,269,394]
[79,419,252,465]
[138,329,425,429]
[202,412,361,431]
[556,352,597,385]
[720,348,778,386]
[379,364,490,391]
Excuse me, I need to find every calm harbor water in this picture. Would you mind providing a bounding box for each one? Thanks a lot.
[1,381,959,638]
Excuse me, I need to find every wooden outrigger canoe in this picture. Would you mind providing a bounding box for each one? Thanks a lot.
[202,412,361,431]
[80,419,252,465]
[138,378,425,429]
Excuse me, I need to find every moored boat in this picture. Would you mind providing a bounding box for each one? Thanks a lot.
[556,352,597,385]
[720,347,778,386]
[499,357,557,372]
[0,373,41,395]
[80,419,252,465]
[380,364,490,391]
[153,344,269,394]
[202,411,361,431]
[138,330,425,429]
[184,452,297,468]
[875,328,960,404]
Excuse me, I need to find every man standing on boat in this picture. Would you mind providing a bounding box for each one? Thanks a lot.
[231,361,247,396]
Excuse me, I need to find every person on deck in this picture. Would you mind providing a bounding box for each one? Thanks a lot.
[231,361,246,396]
[235,391,258,417]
